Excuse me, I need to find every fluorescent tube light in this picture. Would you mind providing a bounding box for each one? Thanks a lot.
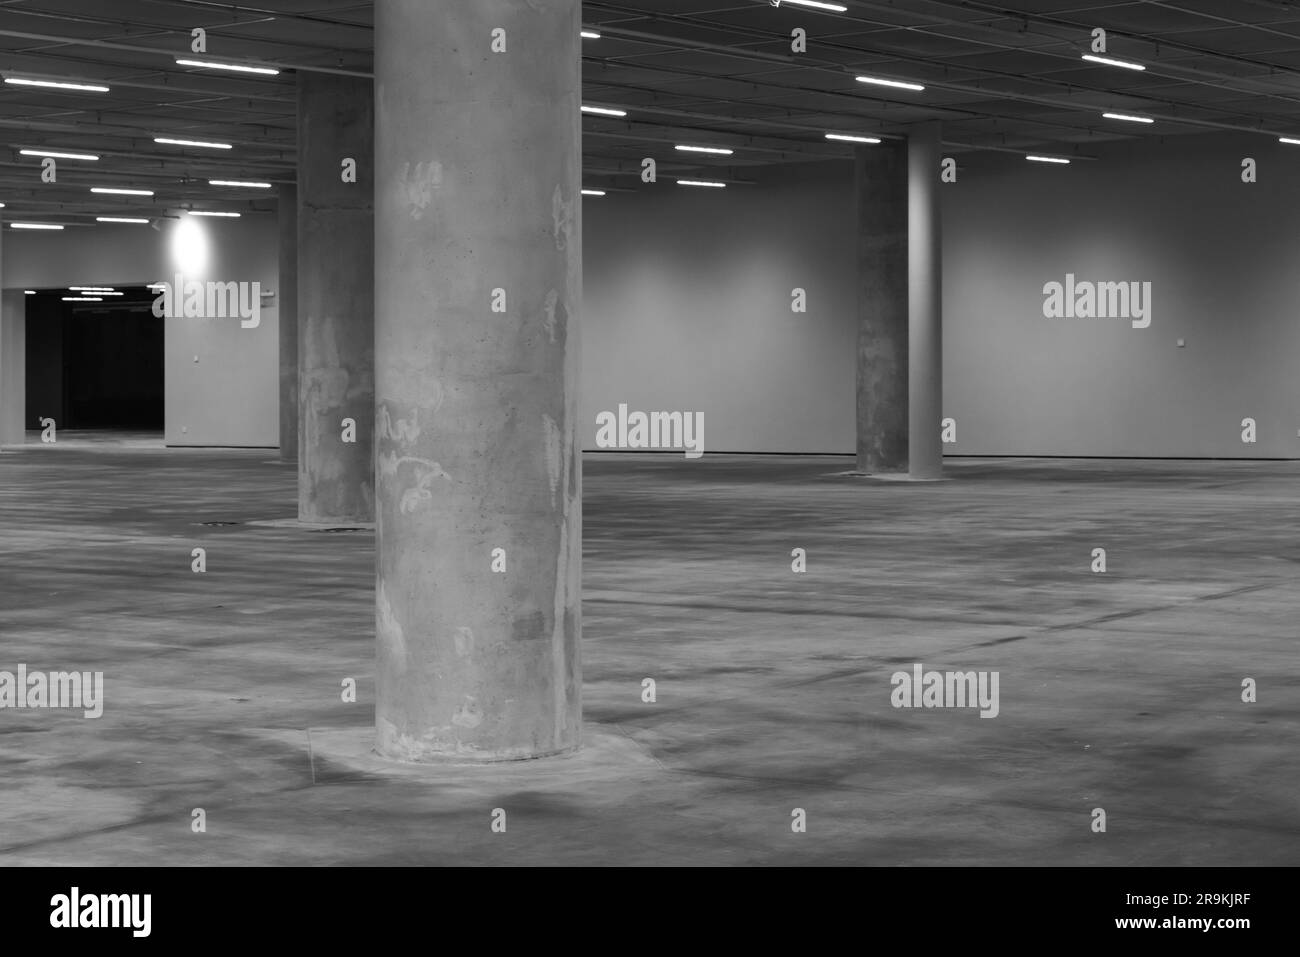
[96,217,150,223]
[1081,54,1145,71]
[20,148,98,161]
[154,137,232,150]
[1026,155,1071,164]
[10,222,63,229]
[1102,112,1153,124]
[175,58,279,76]
[4,77,108,93]
[187,210,240,217]
[856,75,925,92]
[582,105,627,117]
[676,179,727,188]
[675,144,734,155]
[208,180,272,188]
[90,187,153,196]
[825,133,881,144]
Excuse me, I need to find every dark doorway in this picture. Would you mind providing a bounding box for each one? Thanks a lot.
[25,286,164,430]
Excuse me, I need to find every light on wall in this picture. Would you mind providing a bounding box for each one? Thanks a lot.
[170,215,210,277]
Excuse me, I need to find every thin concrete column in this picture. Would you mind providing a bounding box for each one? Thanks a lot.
[854,140,909,473]
[278,182,298,464]
[374,0,582,761]
[297,74,374,522]
[0,288,25,448]
[908,121,944,480]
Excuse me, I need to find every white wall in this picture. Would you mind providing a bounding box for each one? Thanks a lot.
[3,216,279,447]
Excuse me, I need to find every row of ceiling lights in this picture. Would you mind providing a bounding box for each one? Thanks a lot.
[6,15,1292,211]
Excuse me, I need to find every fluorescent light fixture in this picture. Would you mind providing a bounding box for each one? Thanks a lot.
[856,75,925,92]
[10,222,63,230]
[187,210,240,217]
[1102,112,1154,124]
[581,105,627,117]
[582,189,606,196]
[96,216,150,223]
[675,144,734,155]
[62,296,102,301]
[20,148,98,161]
[90,187,154,196]
[69,287,115,292]
[825,133,881,144]
[778,0,849,10]
[24,290,35,295]
[1081,54,1145,71]
[1026,155,1070,164]
[175,58,279,76]
[154,137,232,150]
[0,203,4,208]
[208,179,272,189]
[581,30,601,39]
[676,179,727,188]
[4,76,109,93]
[1279,137,1300,145]
[146,283,168,290]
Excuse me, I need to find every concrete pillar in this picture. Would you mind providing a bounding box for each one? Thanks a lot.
[278,182,298,463]
[0,288,25,448]
[297,74,374,522]
[854,140,909,473]
[374,0,582,761]
[908,122,944,480]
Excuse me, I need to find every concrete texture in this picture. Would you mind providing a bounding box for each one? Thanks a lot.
[297,74,375,523]
[908,122,943,480]
[0,289,24,448]
[278,183,298,464]
[0,443,1297,865]
[372,0,582,761]
[855,143,909,473]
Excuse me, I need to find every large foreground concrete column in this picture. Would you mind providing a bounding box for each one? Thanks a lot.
[374,0,582,761]
[297,74,374,522]
[855,140,909,473]
[908,122,944,480]
[278,182,298,464]
[0,288,25,448]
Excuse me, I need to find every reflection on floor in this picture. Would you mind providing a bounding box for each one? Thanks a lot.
[0,442,1296,865]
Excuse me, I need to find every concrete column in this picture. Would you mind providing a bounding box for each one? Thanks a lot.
[297,74,374,522]
[908,122,944,480]
[278,182,298,463]
[374,0,582,761]
[0,288,25,448]
[854,140,909,473]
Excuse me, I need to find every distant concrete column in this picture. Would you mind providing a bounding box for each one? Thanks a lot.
[0,288,25,448]
[374,0,582,761]
[908,121,944,480]
[278,182,298,464]
[297,74,374,522]
[854,140,909,473]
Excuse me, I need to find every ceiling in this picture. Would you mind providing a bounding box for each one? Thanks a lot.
[5,0,1300,225]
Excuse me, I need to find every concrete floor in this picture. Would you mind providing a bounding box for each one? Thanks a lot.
[1,436,1297,865]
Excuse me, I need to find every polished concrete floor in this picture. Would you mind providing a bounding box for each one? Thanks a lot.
[1,435,1297,865]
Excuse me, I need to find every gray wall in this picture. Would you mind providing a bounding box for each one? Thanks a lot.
[582,163,858,453]
[4,134,1297,458]
[945,134,1300,458]
[3,217,279,447]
